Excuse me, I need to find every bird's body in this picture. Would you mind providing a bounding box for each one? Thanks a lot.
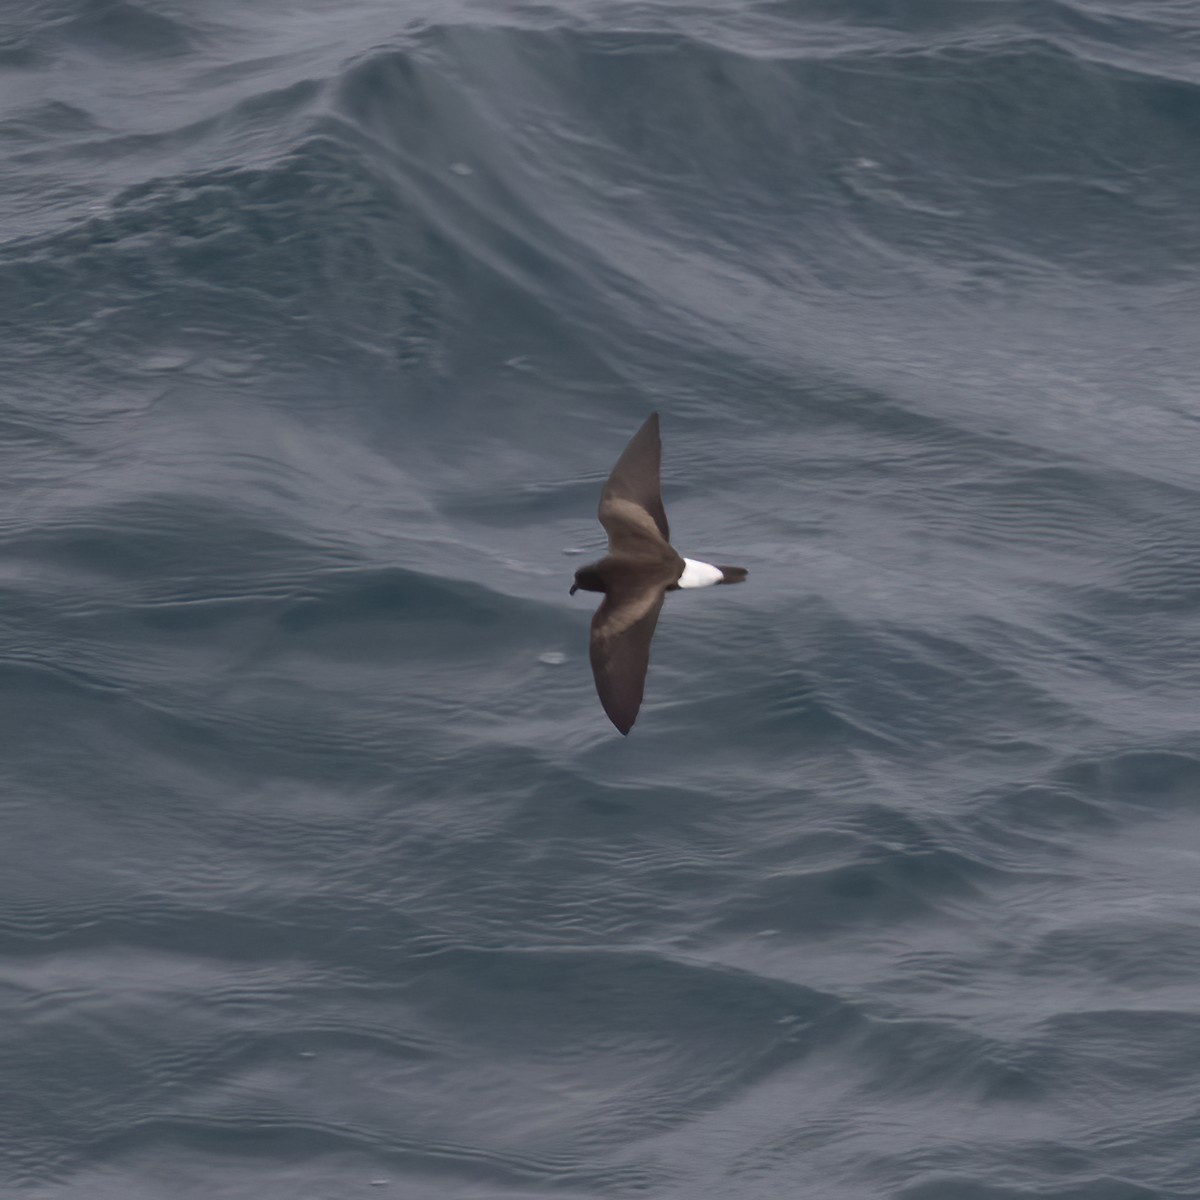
[570,413,747,734]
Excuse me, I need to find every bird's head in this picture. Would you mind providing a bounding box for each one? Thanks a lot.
[569,565,605,596]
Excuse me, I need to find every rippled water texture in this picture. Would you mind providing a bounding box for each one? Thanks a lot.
[3,0,1200,1196]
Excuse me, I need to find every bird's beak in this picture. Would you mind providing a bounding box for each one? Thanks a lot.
[569,584,578,595]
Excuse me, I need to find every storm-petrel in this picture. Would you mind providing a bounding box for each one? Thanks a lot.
[570,413,747,734]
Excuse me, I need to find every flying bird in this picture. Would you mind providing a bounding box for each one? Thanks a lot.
[570,412,747,734]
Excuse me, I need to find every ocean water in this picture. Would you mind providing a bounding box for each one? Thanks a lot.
[3,0,1200,1197]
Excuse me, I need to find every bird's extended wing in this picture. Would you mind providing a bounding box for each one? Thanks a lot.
[589,584,667,735]
[598,412,671,546]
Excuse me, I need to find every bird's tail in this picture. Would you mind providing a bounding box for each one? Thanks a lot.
[715,566,748,584]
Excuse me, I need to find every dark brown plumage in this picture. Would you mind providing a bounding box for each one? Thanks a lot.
[570,413,747,735]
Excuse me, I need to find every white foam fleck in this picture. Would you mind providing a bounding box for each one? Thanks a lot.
[143,350,191,372]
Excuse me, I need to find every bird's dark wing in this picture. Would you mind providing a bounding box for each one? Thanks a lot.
[598,412,671,546]
[589,583,667,735]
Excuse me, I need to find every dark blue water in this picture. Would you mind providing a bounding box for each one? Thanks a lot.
[4,1,1200,1196]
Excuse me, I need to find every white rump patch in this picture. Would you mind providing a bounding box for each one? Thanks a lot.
[677,558,723,588]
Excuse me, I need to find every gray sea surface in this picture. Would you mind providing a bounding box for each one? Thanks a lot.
[3,1,1200,1197]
